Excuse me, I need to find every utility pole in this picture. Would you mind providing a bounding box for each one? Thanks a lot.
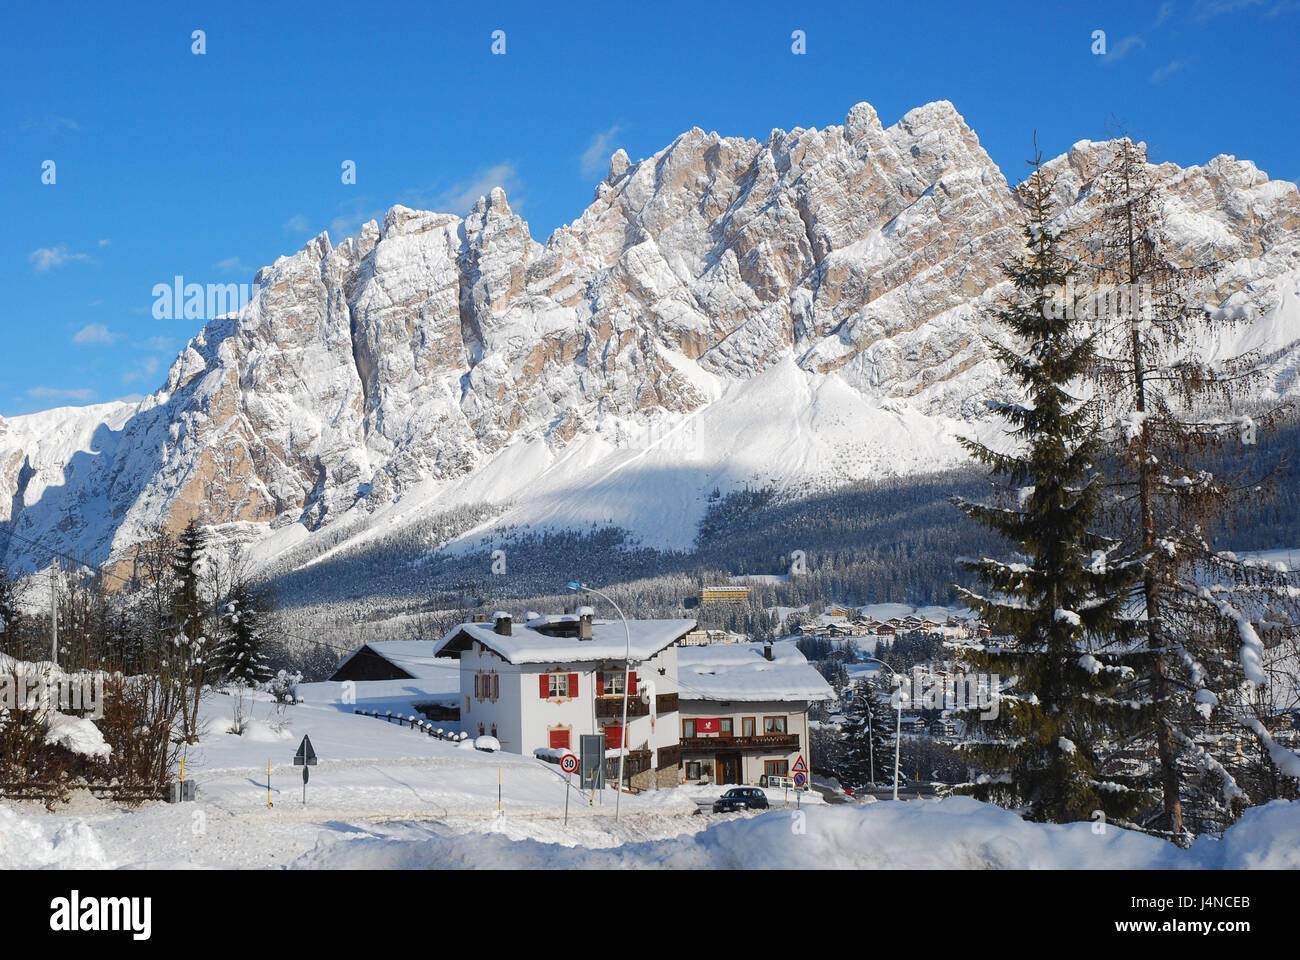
[568,581,633,821]
[50,560,60,666]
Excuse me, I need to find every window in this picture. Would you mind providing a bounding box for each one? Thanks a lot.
[490,723,498,739]
[603,672,624,696]
[605,725,623,749]
[764,716,787,735]
[549,727,571,750]
[478,722,485,736]
[683,719,696,738]
[686,761,701,780]
[719,718,733,737]
[492,673,499,700]
[765,759,790,778]
[742,717,756,738]
[540,672,577,699]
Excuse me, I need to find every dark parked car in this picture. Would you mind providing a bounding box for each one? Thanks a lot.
[712,787,770,813]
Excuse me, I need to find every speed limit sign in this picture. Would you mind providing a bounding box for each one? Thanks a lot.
[560,752,579,774]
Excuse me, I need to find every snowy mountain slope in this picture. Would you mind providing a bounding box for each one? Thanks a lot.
[3,100,1300,579]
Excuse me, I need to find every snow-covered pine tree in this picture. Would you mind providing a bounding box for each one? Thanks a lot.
[171,520,211,742]
[838,678,894,789]
[953,148,1152,825]
[217,578,272,687]
[0,562,21,657]
[1083,138,1300,839]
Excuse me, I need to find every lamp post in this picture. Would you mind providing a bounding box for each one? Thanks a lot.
[567,581,632,821]
[860,657,906,801]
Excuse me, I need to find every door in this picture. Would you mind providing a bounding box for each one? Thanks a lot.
[717,753,741,785]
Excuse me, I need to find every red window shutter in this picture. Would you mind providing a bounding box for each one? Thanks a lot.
[605,725,622,749]
[568,673,578,697]
[474,674,481,699]
[539,674,550,698]
[596,673,604,696]
[628,671,638,695]
[492,673,499,700]
[550,728,570,749]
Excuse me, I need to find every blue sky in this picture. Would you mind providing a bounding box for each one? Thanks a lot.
[2,0,1297,416]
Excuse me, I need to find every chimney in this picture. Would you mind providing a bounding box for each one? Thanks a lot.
[493,611,512,636]
[577,605,595,641]
[763,644,773,661]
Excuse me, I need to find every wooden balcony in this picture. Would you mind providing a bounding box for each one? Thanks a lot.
[679,733,800,754]
[596,697,648,719]
[595,692,679,719]
[605,749,653,780]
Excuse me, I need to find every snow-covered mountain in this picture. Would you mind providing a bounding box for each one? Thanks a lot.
[4,100,1300,578]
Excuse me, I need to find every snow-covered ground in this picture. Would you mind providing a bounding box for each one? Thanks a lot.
[0,688,801,869]
[3,686,1296,869]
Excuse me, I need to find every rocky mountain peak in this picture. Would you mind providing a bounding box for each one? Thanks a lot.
[3,100,1298,576]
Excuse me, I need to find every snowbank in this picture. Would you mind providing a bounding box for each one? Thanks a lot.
[42,712,111,759]
[290,796,1300,870]
[0,804,112,869]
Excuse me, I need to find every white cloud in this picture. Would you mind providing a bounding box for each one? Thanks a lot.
[73,323,118,345]
[21,114,80,135]
[122,356,162,385]
[138,335,176,353]
[328,197,386,239]
[26,386,96,403]
[283,214,312,233]
[98,238,112,247]
[29,245,91,272]
[214,257,252,274]
[1149,59,1192,83]
[580,126,622,180]
[1191,0,1267,20]
[1099,34,1146,65]
[434,163,521,215]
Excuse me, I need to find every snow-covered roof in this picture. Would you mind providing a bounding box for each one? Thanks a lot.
[678,641,834,703]
[436,617,696,665]
[333,641,456,681]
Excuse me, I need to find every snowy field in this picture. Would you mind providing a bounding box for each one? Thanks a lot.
[2,687,1297,869]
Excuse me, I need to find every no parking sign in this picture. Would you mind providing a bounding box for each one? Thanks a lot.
[792,754,808,788]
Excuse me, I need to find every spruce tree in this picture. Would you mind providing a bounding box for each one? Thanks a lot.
[839,678,894,789]
[953,148,1151,825]
[0,562,21,658]
[217,579,272,687]
[171,521,211,742]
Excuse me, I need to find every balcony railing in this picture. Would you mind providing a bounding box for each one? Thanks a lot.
[679,733,800,754]
[596,698,648,719]
[595,691,679,719]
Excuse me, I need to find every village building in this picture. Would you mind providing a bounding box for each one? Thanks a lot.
[681,628,729,646]
[327,640,462,719]
[697,585,751,604]
[433,610,693,790]
[676,641,833,786]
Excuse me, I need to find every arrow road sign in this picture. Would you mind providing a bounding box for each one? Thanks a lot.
[294,735,318,766]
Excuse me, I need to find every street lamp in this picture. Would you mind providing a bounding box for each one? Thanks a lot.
[567,581,632,821]
[860,657,906,801]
